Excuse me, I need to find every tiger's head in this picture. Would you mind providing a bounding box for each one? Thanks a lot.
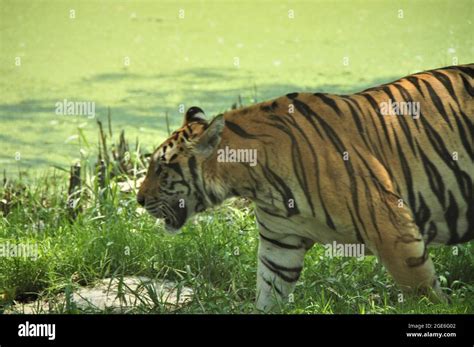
[137,107,226,233]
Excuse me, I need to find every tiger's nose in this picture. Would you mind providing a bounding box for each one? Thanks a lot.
[137,194,145,207]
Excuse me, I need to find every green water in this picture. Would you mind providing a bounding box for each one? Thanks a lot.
[0,0,472,176]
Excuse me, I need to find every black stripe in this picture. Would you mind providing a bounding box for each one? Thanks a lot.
[286,92,299,99]
[241,164,259,199]
[257,217,303,250]
[166,162,184,176]
[262,257,302,272]
[459,208,474,243]
[394,134,416,211]
[259,232,302,250]
[266,115,316,217]
[320,203,336,231]
[314,93,343,117]
[225,120,268,140]
[392,82,416,102]
[421,79,453,130]
[414,193,431,235]
[451,106,474,161]
[381,85,397,103]
[165,162,192,193]
[452,65,474,78]
[341,98,372,150]
[381,84,418,152]
[459,73,474,97]
[445,191,460,244]
[430,71,461,107]
[309,109,345,153]
[392,82,421,131]
[396,113,417,156]
[360,175,382,240]
[260,256,301,283]
[311,124,337,231]
[343,95,391,160]
[347,204,365,244]
[187,156,206,207]
[281,114,319,217]
[405,245,428,268]
[261,277,283,296]
[416,140,446,208]
[405,76,426,97]
[350,97,394,172]
[460,111,474,147]
[261,157,300,217]
[291,98,325,139]
[426,221,438,245]
[420,115,472,203]
[362,94,393,152]
[261,101,279,112]
[382,85,417,152]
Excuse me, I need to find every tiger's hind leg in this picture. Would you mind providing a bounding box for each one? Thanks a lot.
[367,206,446,302]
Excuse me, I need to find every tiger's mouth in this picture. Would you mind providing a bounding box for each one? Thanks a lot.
[162,213,186,232]
[145,200,187,232]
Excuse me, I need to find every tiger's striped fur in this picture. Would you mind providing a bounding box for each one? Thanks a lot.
[137,64,473,311]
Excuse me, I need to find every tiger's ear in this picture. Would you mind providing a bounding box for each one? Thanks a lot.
[193,114,225,157]
[183,106,207,125]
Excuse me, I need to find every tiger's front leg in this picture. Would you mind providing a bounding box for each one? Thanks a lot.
[255,217,313,311]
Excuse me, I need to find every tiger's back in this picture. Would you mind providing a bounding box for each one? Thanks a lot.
[236,64,474,247]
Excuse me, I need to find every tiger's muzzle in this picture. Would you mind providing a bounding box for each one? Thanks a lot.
[139,195,188,232]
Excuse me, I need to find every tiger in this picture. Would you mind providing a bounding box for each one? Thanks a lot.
[137,64,473,311]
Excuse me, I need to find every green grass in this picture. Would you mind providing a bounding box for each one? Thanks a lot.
[1,166,473,314]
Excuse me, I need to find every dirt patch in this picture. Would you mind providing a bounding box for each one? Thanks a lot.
[5,276,193,314]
